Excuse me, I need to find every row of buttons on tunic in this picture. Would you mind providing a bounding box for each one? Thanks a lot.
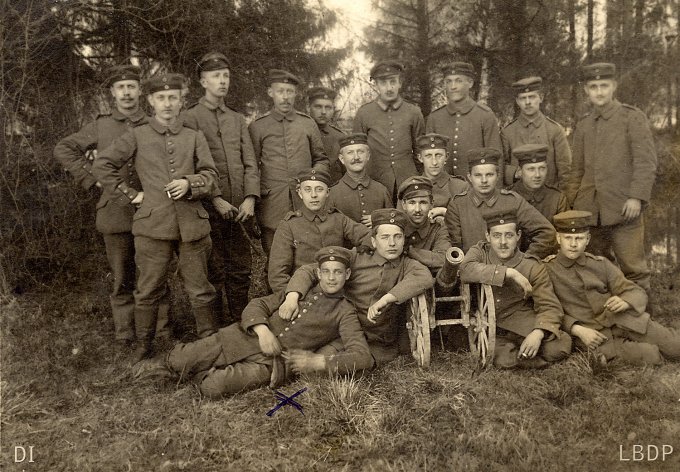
[278,294,320,338]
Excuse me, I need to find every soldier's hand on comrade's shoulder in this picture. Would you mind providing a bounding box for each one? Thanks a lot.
[130,191,144,207]
[283,349,325,374]
[212,196,238,219]
[253,324,282,356]
[278,293,300,320]
[506,268,533,298]
[518,329,545,359]
[165,179,190,200]
[235,196,256,222]
[571,324,608,350]
[603,296,631,313]
[621,198,641,223]
[428,207,447,224]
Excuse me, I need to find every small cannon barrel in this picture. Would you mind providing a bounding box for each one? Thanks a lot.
[436,246,465,290]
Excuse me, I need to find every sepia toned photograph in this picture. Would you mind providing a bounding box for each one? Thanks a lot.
[2,0,679,470]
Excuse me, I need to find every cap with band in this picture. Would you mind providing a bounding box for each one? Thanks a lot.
[442,62,475,79]
[104,65,141,87]
[467,147,501,168]
[513,144,548,166]
[484,211,518,230]
[553,210,593,233]
[397,176,433,200]
[197,52,230,75]
[512,76,542,94]
[370,60,404,80]
[144,73,185,94]
[315,246,352,268]
[371,208,409,230]
[416,133,449,152]
[269,69,302,86]
[308,86,337,102]
[582,63,616,81]
[339,133,368,149]
[296,168,331,186]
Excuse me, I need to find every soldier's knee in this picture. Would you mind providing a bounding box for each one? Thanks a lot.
[542,333,572,362]
[198,370,229,399]
[617,341,663,365]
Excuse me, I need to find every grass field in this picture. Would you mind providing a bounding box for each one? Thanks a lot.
[1,254,680,471]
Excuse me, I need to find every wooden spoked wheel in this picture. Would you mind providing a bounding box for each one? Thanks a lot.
[408,293,431,368]
[467,284,496,367]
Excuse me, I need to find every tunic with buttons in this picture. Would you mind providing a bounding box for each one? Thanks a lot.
[509,181,568,223]
[501,112,572,189]
[267,206,373,292]
[444,188,556,259]
[404,220,451,270]
[543,252,650,335]
[211,286,373,373]
[248,109,329,231]
[286,249,434,346]
[181,97,259,205]
[425,97,502,177]
[565,100,657,226]
[327,173,393,223]
[352,97,425,193]
[429,170,469,208]
[93,117,217,242]
[53,108,146,234]
[318,123,346,185]
[460,242,564,337]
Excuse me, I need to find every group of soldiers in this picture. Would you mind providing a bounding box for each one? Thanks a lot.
[54,53,680,399]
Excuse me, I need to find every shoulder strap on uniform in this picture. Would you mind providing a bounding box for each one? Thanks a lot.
[295,110,313,119]
[545,116,565,128]
[476,102,492,112]
[254,111,271,122]
[585,252,604,261]
[283,210,300,221]
[542,254,557,262]
[621,103,640,112]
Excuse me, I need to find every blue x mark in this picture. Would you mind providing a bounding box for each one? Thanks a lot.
[266,387,308,417]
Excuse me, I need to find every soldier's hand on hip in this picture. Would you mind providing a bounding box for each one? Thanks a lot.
[212,197,238,219]
[165,178,189,200]
[130,191,144,207]
[621,198,641,223]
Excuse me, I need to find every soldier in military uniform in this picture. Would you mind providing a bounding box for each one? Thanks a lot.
[327,133,393,226]
[426,62,502,179]
[248,69,329,256]
[53,65,170,347]
[134,247,373,398]
[501,76,571,189]
[93,73,218,361]
[509,144,568,223]
[353,61,425,201]
[279,209,434,366]
[182,52,260,325]
[414,133,468,223]
[460,211,571,368]
[268,168,372,292]
[398,176,451,272]
[565,63,657,293]
[544,211,680,365]
[308,86,346,185]
[444,148,556,258]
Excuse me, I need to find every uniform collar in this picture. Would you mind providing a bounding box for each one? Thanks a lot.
[341,173,371,189]
[593,99,620,120]
[112,107,146,123]
[376,96,403,111]
[469,189,499,207]
[488,245,524,268]
[512,181,546,202]
[301,205,327,222]
[518,111,545,128]
[446,96,476,115]
[318,123,330,134]
[149,116,183,135]
[199,96,228,113]
[311,284,345,300]
[429,170,451,188]
[405,220,431,239]
[271,108,297,122]
[370,250,401,268]
[556,251,587,267]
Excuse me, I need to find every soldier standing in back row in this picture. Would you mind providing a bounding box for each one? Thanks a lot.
[249,69,329,257]
[53,65,170,349]
[565,63,657,293]
[182,52,260,325]
[501,76,572,189]
[353,60,425,202]
[308,86,346,185]
[426,62,502,179]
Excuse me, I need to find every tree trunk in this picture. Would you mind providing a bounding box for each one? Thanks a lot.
[634,0,645,37]
[111,0,131,61]
[415,0,432,115]
[568,0,578,127]
[587,0,594,60]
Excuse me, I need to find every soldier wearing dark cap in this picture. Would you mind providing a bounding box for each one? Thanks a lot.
[279,208,434,365]
[509,144,568,224]
[501,76,572,189]
[415,133,468,223]
[398,176,451,271]
[444,147,556,258]
[54,65,170,348]
[267,168,372,293]
[459,211,571,368]
[565,63,657,293]
[327,133,393,226]
[134,246,373,398]
[308,86,346,184]
[93,72,219,361]
[249,69,329,257]
[544,211,679,365]
[182,52,260,325]
[353,60,425,201]
[426,62,502,178]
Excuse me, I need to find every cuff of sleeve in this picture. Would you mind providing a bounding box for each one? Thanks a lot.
[116,184,138,202]
[186,175,209,199]
[241,316,269,333]
[563,315,579,332]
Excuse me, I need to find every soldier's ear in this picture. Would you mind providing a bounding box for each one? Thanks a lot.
[267,87,274,99]
[517,228,522,239]
[345,268,351,279]
[485,231,491,243]
[315,267,322,280]
[371,236,377,249]
[416,153,424,163]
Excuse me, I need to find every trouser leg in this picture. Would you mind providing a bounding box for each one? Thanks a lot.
[223,220,252,322]
[166,331,226,379]
[103,232,135,341]
[177,236,217,338]
[196,353,272,399]
[611,217,651,293]
[207,215,227,327]
[540,330,572,362]
[614,320,680,361]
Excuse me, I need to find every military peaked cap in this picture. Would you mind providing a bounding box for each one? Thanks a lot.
[484,211,518,230]
[308,86,337,102]
[144,73,185,94]
[315,246,352,268]
[269,69,302,86]
[467,147,501,168]
[371,208,409,230]
[513,144,548,166]
[416,133,449,152]
[339,133,368,149]
[296,168,331,186]
[104,65,141,87]
[512,76,543,94]
[397,175,433,200]
[553,210,593,233]
[582,63,616,81]
[442,62,475,79]
[197,52,230,75]
[370,60,404,80]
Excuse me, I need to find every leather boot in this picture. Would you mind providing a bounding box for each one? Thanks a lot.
[193,304,216,338]
[227,290,249,325]
[133,305,157,363]
[212,285,227,328]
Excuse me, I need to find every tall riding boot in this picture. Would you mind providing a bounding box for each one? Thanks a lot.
[133,305,158,363]
[227,290,249,325]
[212,284,227,328]
[193,304,216,338]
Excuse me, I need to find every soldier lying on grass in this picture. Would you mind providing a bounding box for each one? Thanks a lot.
[459,211,572,368]
[133,246,373,398]
[544,210,680,365]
